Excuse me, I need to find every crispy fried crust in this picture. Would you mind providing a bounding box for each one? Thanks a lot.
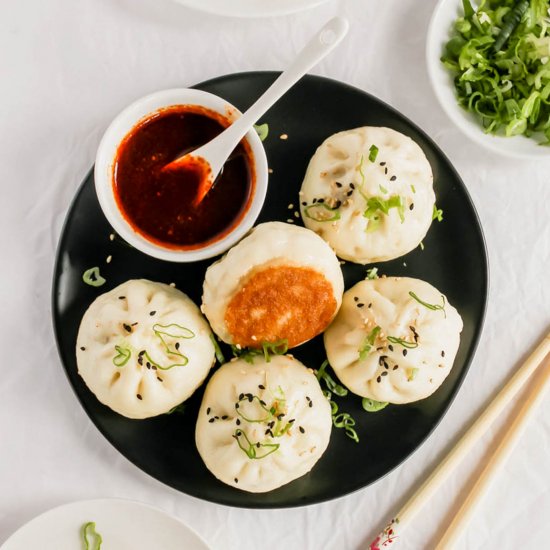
[224,265,337,348]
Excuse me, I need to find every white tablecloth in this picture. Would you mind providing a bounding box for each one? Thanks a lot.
[1,0,550,548]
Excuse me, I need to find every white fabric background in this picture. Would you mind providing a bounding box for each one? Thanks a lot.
[1,0,550,548]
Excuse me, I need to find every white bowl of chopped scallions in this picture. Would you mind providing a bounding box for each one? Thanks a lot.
[427,0,550,158]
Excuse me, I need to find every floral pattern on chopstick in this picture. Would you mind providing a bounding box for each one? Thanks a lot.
[370,517,399,549]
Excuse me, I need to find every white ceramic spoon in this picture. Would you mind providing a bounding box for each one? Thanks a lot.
[163,16,349,205]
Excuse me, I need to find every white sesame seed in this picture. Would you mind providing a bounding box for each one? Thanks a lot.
[169,282,176,287]
[288,204,294,209]
[106,255,112,264]
[109,233,115,241]
[294,211,300,218]
[280,134,288,140]
[268,168,273,174]
[286,219,294,223]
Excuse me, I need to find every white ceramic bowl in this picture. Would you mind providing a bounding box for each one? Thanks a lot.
[95,89,268,262]
[172,0,331,18]
[427,0,550,159]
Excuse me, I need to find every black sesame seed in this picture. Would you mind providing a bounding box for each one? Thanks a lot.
[390,175,397,181]
[354,296,359,302]
[234,478,239,483]
[349,183,355,190]
[381,371,388,377]
[334,200,342,209]
[235,403,240,409]
[377,376,382,383]
[409,203,414,210]
[146,362,151,368]
[157,376,163,382]
[357,303,365,308]
[131,322,138,326]
[222,415,228,420]
[346,190,353,196]
[175,342,180,350]
[136,394,142,400]
[376,346,384,351]
[236,419,241,425]
[256,442,261,448]
[299,426,305,434]
[380,162,386,166]
[335,182,343,188]
[149,311,156,316]
[317,198,325,203]
[441,350,445,357]
[151,365,157,371]
[289,418,296,423]
[277,413,284,420]
[268,421,275,428]
[383,362,389,370]
[123,323,132,333]
[301,201,307,206]
[239,393,244,400]
[214,416,219,420]
[247,394,253,402]
[393,365,399,370]
[207,407,211,415]
[258,384,265,390]
[138,350,145,357]
[384,167,388,175]
[313,198,318,203]
[388,345,394,352]
[138,357,143,366]
[80,347,86,351]
[368,303,373,308]
[118,296,125,300]
[308,401,313,408]
[209,418,215,423]
[306,396,311,402]
[236,430,242,436]
[403,349,408,356]
[259,399,267,406]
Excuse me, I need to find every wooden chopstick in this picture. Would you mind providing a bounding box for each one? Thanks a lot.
[367,331,550,550]
[435,354,550,548]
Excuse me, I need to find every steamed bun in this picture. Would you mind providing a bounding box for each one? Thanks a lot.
[324,277,462,404]
[201,222,344,349]
[76,279,215,419]
[195,355,332,492]
[300,127,435,263]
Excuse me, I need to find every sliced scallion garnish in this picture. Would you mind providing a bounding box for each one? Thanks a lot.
[358,326,381,361]
[304,203,341,222]
[386,336,419,349]
[409,291,446,318]
[432,205,444,222]
[209,334,225,364]
[407,367,419,382]
[233,429,280,459]
[316,360,348,396]
[366,267,379,280]
[361,397,389,412]
[82,267,106,287]
[82,522,102,550]
[112,345,131,367]
[253,123,269,142]
[364,195,405,232]
[369,144,379,162]
[232,339,288,364]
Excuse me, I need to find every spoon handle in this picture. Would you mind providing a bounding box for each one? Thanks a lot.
[214,16,349,161]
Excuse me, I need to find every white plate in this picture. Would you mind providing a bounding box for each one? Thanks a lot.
[427,0,550,159]
[173,0,332,18]
[1,499,209,550]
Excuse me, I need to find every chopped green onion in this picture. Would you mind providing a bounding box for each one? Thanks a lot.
[152,323,194,339]
[253,123,269,142]
[368,144,379,162]
[316,360,348,396]
[362,398,389,412]
[233,429,280,459]
[112,345,131,367]
[143,323,195,370]
[387,336,419,349]
[432,205,444,222]
[233,339,288,364]
[419,242,425,251]
[409,291,447,318]
[366,267,379,280]
[442,0,550,144]
[359,326,381,361]
[304,203,341,222]
[379,184,388,193]
[364,195,405,232]
[411,184,416,193]
[209,334,226,364]
[82,267,105,287]
[408,368,419,382]
[82,522,102,550]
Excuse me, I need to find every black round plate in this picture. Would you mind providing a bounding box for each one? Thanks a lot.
[52,72,488,508]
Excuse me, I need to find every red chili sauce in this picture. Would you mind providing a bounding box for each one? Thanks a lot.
[113,105,255,250]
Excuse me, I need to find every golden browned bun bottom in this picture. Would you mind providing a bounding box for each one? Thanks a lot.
[224,265,337,348]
